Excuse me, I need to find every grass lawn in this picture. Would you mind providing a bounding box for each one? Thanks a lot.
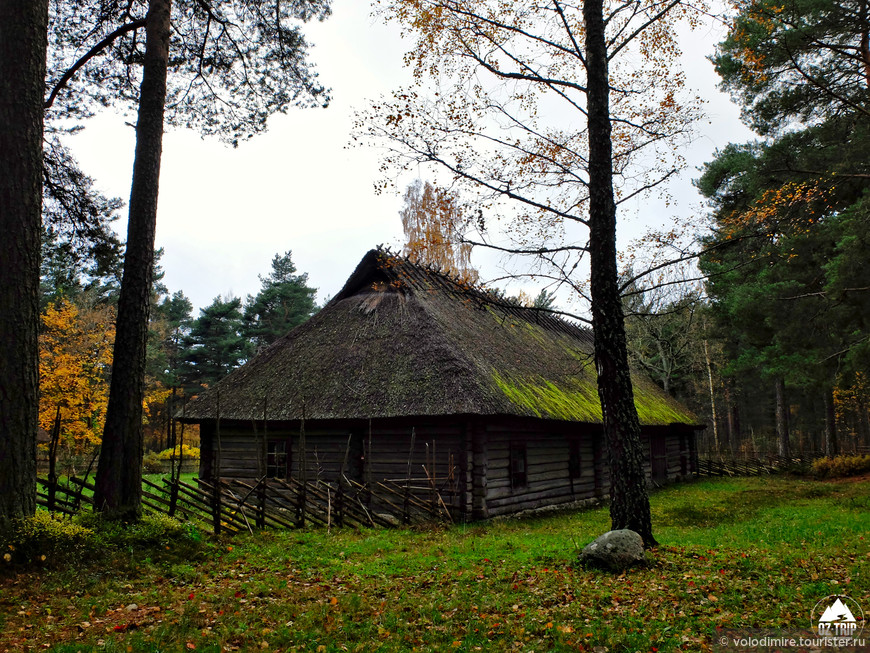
[1,475,868,652]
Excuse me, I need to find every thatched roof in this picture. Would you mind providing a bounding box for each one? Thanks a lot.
[181,248,698,426]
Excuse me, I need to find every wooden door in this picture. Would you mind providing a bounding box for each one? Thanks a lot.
[650,432,668,484]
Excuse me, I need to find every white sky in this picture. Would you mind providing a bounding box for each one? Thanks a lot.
[68,0,754,314]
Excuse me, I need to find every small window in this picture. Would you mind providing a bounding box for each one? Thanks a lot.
[569,439,582,479]
[267,440,288,479]
[510,442,527,489]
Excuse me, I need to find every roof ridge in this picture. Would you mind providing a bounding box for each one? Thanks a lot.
[372,245,590,342]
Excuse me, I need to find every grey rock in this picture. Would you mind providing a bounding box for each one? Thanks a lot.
[579,529,645,571]
[375,513,401,527]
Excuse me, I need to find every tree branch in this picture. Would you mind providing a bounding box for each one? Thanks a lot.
[45,19,147,110]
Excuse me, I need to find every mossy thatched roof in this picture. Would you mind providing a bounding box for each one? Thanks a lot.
[181,248,699,426]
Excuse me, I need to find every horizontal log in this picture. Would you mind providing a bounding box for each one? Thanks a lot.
[488,490,579,513]
[170,479,246,532]
[66,476,97,492]
[488,483,592,508]
[141,489,204,523]
[36,497,76,515]
[488,494,591,517]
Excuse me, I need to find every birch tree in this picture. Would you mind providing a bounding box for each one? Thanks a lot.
[357,0,706,545]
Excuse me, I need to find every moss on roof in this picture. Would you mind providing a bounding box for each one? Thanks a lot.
[181,248,700,427]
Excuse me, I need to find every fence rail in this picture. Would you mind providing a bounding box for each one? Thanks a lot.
[38,451,851,531]
[36,470,457,535]
[695,452,821,477]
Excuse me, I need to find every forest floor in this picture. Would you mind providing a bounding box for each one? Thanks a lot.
[1,475,868,652]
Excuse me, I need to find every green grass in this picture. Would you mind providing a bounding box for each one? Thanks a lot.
[2,475,868,652]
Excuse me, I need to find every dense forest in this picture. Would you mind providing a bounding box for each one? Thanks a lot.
[627,0,870,457]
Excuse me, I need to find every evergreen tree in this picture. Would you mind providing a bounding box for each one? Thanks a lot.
[44,0,334,518]
[41,136,124,305]
[244,251,317,350]
[155,291,194,389]
[698,0,870,453]
[183,296,250,389]
[712,0,870,135]
[143,289,192,450]
[0,0,50,527]
[531,289,558,311]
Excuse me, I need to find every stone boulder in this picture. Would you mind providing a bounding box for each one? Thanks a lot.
[578,529,645,571]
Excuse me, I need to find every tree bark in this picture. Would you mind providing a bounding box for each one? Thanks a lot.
[584,0,655,547]
[0,0,49,528]
[94,0,172,520]
[703,339,720,453]
[775,377,790,458]
[823,387,838,458]
[725,388,741,455]
[859,395,870,449]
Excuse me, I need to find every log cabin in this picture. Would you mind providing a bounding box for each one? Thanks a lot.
[179,248,702,520]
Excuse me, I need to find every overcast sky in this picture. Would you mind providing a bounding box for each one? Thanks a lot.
[68,0,754,314]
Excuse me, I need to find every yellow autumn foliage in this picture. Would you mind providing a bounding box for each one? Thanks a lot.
[39,298,115,448]
[401,179,479,285]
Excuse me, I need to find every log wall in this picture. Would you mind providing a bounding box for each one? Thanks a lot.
[200,420,465,516]
[199,418,700,521]
[483,420,601,517]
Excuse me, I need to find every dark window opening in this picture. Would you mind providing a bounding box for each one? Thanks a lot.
[568,439,582,479]
[267,440,288,479]
[510,442,527,489]
[347,432,365,481]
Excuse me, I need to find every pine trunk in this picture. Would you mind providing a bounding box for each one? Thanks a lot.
[584,0,655,547]
[94,0,172,519]
[0,0,49,528]
[775,377,790,458]
[823,387,838,458]
[725,389,741,455]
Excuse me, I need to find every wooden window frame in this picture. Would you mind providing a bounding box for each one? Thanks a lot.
[510,442,527,489]
[266,439,289,479]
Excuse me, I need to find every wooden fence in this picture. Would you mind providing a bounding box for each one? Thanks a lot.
[695,451,821,477]
[36,470,458,534]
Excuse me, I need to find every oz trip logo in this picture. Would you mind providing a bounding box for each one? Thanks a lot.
[812,595,864,639]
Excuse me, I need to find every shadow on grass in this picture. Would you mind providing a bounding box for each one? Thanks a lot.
[654,476,843,528]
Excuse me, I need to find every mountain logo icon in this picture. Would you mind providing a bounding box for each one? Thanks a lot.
[813,595,864,639]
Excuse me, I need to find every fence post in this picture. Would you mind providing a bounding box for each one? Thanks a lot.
[403,429,416,524]
[258,397,268,529]
[47,406,62,513]
[298,405,307,528]
[366,419,373,511]
[213,391,222,535]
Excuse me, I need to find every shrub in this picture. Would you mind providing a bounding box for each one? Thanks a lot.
[156,444,200,461]
[2,511,95,566]
[811,454,870,478]
[143,450,163,473]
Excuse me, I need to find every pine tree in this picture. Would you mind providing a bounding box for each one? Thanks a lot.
[183,296,250,390]
[243,252,317,350]
[0,0,49,527]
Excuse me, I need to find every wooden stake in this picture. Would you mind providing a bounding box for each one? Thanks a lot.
[404,428,415,524]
